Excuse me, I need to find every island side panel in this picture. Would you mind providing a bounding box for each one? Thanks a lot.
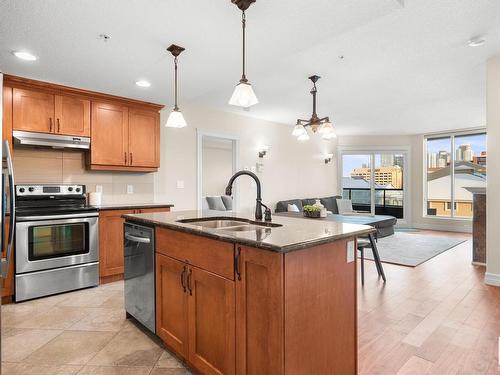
[236,246,285,375]
[284,238,357,375]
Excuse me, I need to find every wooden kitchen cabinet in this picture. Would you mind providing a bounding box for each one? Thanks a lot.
[90,103,160,172]
[91,102,129,167]
[128,108,159,168]
[235,246,284,375]
[13,88,54,133]
[156,253,189,357]
[187,267,235,375]
[3,86,13,151]
[54,95,90,136]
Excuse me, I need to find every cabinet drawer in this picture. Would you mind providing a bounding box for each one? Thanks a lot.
[156,228,234,280]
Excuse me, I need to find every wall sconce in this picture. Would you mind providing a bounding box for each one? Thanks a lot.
[258,145,270,158]
[324,153,334,164]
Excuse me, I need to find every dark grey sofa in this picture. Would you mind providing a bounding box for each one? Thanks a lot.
[275,196,343,214]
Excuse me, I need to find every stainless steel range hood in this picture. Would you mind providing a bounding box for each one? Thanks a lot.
[13,131,90,150]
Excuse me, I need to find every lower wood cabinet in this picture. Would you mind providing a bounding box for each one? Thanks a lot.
[99,207,170,282]
[156,253,236,375]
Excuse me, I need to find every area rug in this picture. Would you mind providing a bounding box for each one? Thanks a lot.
[361,232,468,267]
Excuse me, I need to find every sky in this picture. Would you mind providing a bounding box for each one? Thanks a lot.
[426,133,487,155]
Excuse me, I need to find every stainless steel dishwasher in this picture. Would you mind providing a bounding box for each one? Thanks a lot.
[124,222,155,333]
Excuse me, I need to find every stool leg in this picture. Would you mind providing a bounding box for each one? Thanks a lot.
[360,248,364,285]
[368,233,386,282]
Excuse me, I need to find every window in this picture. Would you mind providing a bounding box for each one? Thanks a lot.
[341,151,407,219]
[425,131,486,218]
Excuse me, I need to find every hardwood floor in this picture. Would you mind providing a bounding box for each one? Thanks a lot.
[358,231,500,374]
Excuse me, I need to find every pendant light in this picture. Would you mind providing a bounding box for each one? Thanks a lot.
[293,75,336,140]
[229,0,258,108]
[165,44,187,128]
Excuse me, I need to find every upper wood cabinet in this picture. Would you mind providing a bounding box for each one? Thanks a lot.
[12,88,91,137]
[13,88,54,133]
[90,103,160,172]
[91,102,129,167]
[2,86,13,150]
[128,108,160,168]
[4,75,163,172]
[55,95,90,136]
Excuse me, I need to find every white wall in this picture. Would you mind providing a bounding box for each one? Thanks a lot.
[337,135,472,232]
[202,139,234,197]
[486,56,500,286]
[154,104,338,214]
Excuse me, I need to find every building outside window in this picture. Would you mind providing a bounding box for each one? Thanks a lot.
[425,131,486,218]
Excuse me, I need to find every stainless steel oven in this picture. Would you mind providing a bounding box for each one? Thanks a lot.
[14,184,99,301]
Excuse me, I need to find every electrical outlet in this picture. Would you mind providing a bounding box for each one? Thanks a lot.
[127,185,134,194]
[177,180,185,189]
[346,241,355,263]
[95,185,103,193]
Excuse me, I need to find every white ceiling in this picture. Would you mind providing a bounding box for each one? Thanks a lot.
[1,0,500,135]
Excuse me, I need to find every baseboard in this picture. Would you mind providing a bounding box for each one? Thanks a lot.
[484,272,500,287]
[412,223,472,233]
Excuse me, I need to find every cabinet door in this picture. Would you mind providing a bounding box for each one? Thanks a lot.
[55,95,90,136]
[91,102,129,166]
[1,218,14,298]
[99,209,134,278]
[13,88,54,133]
[236,246,284,375]
[3,86,13,151]
[187,267,235,375]
[156,253,189,358]
[128,109,159,167]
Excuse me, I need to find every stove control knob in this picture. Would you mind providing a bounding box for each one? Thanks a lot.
[28,187,34,192]
[68,187,73,192]
[19,187,25,193]
[75,187,81,193]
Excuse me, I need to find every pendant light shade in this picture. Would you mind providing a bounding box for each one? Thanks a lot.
[229,1,258,108]
[297,133,310,142]
[318,121,334,135]
[322,128,337,140]
[165,44,187,128]
[166,109,187,128]
[229,81,259,108]
[292,123,307,137]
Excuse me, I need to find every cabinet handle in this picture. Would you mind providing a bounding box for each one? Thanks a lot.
[130,153,133,165]
[124,152,127,164]
[187,268,193,295]
[57,118,61,133]
[49,117,53,132]
[235,246,242,281]
[180,266,187,293]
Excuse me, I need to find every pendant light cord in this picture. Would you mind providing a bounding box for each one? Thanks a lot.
[241,10,247,82]
[174,55,179,110]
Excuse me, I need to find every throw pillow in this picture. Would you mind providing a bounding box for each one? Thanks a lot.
[287,203,300,212]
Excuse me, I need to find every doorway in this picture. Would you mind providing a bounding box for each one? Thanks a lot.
[196,131,239,211]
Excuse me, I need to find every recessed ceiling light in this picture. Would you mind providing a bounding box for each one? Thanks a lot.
[468,37,486,47]
[135,80,151,88]
[12,51,38,61]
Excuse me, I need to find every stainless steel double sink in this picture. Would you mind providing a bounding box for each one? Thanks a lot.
[177,218,282,232]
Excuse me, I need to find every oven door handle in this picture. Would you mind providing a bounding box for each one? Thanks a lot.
[125,233,151,244]
[16,212,99,221]
[1,140,15,279]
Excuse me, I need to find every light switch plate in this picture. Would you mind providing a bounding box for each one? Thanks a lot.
[127,185,134,194]
[346,241,355,263]
[95,185,103,193]
[177,180,185,189]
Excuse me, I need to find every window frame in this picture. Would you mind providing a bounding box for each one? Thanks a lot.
[423,128,486,220]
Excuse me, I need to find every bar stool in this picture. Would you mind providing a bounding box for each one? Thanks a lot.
[357,233,386,285]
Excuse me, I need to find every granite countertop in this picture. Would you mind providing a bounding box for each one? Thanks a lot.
[123,210,375,253]
[91,203,174,211]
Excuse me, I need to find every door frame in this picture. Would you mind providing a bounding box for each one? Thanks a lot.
[196,129,240,211]
[337,145,412,227]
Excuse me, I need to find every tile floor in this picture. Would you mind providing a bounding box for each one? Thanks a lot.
[1,281,192,375]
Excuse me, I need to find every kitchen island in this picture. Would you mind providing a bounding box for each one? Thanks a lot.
[124,210,374,375]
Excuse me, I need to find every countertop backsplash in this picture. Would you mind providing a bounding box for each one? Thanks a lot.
[12,148,156,205]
